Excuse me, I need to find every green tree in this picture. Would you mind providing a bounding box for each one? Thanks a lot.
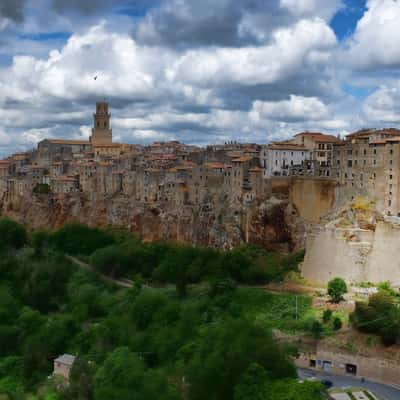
[327,278,347,303]
[322,309,332,323]
[94,347,179,400]
[333,317,342,331]
[31,230,51,258]
[267,379,325,400]
[186,319,296,400]
[67,357,95,400]
[90,245,129,278]
[0,219,27,250]
[234,363,268,400]
[51,223,114,255]
[310,320,323,339]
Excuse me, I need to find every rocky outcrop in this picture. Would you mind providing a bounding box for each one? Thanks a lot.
[302,198,400,285]
[0,192,306,251]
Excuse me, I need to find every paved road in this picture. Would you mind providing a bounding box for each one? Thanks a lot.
[298,368,400,400]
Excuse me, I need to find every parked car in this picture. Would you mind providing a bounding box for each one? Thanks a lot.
[321,379,333,389]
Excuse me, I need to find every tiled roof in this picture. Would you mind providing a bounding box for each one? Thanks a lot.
[232,156,253,163]
[268,142,307,150]
[204,162,226,169]
[55,354,76,366]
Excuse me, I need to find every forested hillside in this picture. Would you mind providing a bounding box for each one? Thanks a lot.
[0,218,325,400]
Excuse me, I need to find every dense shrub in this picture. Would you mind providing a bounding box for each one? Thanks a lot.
[351,290,400,346]
[51,223,114,255]
[0,219,27,250]
[328,277,347,303]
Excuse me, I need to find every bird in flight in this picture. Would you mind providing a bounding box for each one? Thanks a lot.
[94,76,98,80]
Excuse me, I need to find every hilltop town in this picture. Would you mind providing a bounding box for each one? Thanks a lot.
[1,102,400,261]
[1,102,400,215]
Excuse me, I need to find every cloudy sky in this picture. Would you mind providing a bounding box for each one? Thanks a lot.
[0,0,400,156]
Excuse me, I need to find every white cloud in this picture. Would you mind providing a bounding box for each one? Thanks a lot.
[166,18,336,87]
[363,84,400,123]
[280,0,342,21]
[347,0,400,68]
[250,95,329,121]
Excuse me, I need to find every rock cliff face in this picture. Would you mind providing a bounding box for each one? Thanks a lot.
[1,192,306,251]
[302,198,400,284]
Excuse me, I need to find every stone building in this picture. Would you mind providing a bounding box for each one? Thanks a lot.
[53,354,76,382]
[0,160,10,177]
[260,142,310,178]
[291,131,341,167]
[51,175,79,194]
[333,128,400,216]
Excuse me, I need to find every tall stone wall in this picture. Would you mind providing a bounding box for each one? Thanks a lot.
[302,221,400,285]
[289,178,336,223]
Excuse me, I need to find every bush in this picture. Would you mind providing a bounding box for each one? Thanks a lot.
[328,278,347,303]
[351,290,400,346]
[33,183,50,195]
[90,245,130,278]
[333,317,342,331]
[310,320,323,339]
[0,219,27,251]
[322,309,332,323]
[51,223,114,255]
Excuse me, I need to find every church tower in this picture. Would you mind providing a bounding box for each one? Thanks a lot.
[90,102,113,145]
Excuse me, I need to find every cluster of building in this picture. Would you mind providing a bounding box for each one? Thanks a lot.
[1,102,400,217]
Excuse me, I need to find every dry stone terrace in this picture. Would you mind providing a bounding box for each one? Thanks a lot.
[2,102,400,219]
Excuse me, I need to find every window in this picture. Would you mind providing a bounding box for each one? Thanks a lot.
[390,160,393,165]
[347,160,353,168]
[363,160,366,166]
[374,159,377,165]
[390,149,393,155]
[374,149,377,155]
[347,150,352,155]
[363,149,367,155]
[390,174,393,180]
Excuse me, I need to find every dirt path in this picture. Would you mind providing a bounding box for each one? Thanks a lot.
[66,255,134,288]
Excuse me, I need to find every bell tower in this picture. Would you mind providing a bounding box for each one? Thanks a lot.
[90,102,113,145]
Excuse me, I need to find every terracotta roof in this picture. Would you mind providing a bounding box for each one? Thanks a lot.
[294,131,323,137]
[294,131,341,143]
[94,144,123,148]
[249,167,262,172]
[204,162,226,169]
[232,156,253,163]
[268,142,307,150]
[53,175,78,182]
[0,161,10,166]
[313,135,341,143]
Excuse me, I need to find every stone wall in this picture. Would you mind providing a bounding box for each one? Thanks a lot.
[296,348,400,387]
[302,221,400,285]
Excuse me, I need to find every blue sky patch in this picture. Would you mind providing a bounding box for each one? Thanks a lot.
[330,0,367,41]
